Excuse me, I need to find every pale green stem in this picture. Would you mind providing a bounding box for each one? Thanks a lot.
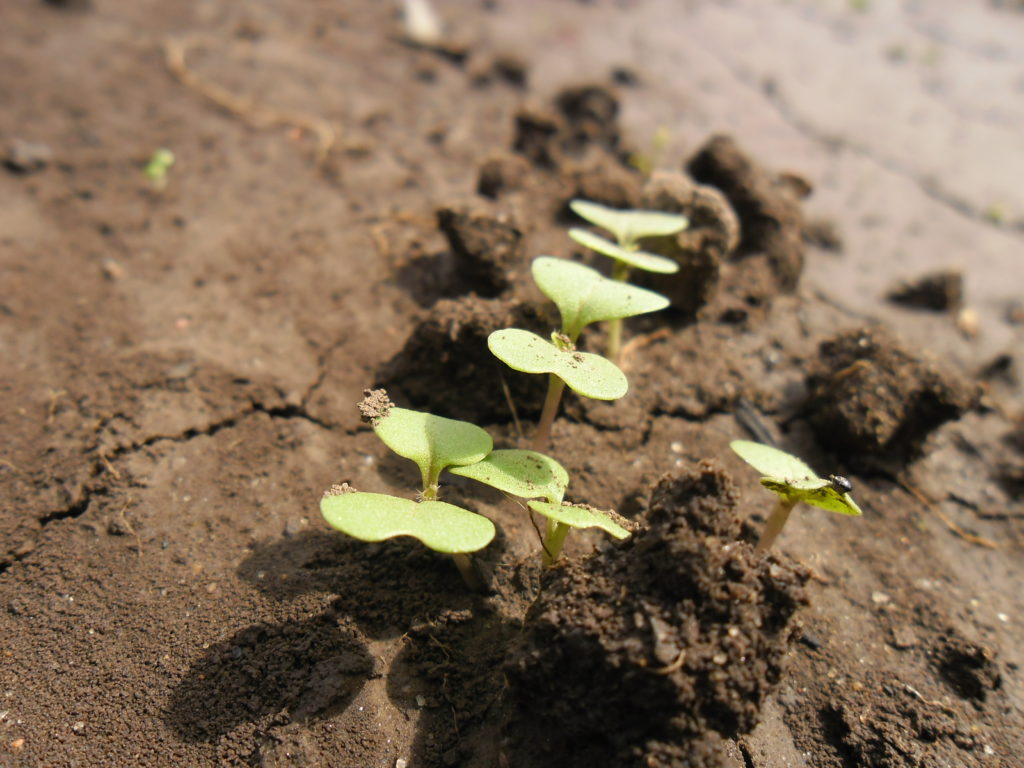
[451,553,487,592]
[756,497,799,553]
[542,518,571,564]
[531,374,566,450]
[605,260,632,362]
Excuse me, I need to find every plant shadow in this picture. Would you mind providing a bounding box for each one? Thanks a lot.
[164,610,374,743]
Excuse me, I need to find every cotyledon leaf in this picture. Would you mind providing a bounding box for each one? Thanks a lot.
[732,440,862,517]
[531,256,670,340]
[568,228,679,274]
[527,500,636,539]
[569,199,688,245]
[320,491,496,553]
[488,328,628,400]
[730,440,816,482]
[374,407,492,489]
[448,449,568,504]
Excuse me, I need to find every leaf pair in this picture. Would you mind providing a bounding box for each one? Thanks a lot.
[489,257,668,404]
[568,199,687,275]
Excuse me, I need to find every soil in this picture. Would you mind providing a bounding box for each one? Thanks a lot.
[2,1,1023,768]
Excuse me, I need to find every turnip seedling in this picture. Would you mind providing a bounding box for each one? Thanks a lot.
[321,390,496,589]
[449,449,634,562]
[489,256,669,448]
[730,440,862,553]
[144,148,175,190]
[568,199,688,359]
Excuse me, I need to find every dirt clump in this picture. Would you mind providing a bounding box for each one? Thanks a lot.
[687,134,806,292]
[629,170,740,317]
[563,155,643,211]
[886,269,964,312]
[476,153,531,199]
[513,84,623,170]
[805,326,977,470]
[504,462,808,768]
[436,203,525,297]
[375,296,549,424]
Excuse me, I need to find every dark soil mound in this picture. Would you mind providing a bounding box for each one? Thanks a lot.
[505,462,809,767]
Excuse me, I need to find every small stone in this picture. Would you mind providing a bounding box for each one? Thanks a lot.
[997,613,1009,623]
[283,518,303,537]
[871,591,890,605]
[890,626,917,649]
[712,652,727,665]
[4,139,53,174]
[71,721,85,733]
[415,695,427,707]
[10,738,25,749]
[396,760,409,768]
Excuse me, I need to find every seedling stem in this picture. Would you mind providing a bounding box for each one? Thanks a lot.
[542,518,571,564]
[756,497,798,553]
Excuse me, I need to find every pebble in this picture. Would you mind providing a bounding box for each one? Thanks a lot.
[871,591,890,605]
[396,759,408,768]
[71,721,85,733]
[4,139,53,173]
[890,626,917,649]
[415,695,427,707]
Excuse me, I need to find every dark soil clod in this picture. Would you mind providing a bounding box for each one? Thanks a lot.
[687,134,806,292]
[375,296,549,423]
[805,326,977,469]
[504,461,809,768]
[436,204,525,297]
[886,270,964,312]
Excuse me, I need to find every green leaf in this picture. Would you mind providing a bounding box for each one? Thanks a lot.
[568,228,679,274]
[488,329,628,400]
[528,500,635,539]
[321,491,496,553]
[449,449,568,504]
[531,256,671,340]
[569,199,688,245]
[375,407,492,490]
[730,440,816,481]
[732,440,862,516]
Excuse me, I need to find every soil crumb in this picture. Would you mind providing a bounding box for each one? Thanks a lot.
[886,269,964,312]
[504,461,808,768]
[358,388,393,425]
[806,326,976,469]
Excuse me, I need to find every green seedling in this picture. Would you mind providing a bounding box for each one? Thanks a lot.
[489,256,668,447]
[321,390,495,589]
[730,440,862,553]
[144,148,175,190]
[449,449,634,562]
[568,199,688,359]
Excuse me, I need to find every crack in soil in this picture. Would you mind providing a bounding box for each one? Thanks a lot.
[693,32,1024,237]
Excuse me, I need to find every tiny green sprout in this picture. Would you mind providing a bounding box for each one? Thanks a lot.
[567,199,687,359]
[144,148,175,190]
[449,448,635,562]
[320,390,496,589]
[730,440,862,553]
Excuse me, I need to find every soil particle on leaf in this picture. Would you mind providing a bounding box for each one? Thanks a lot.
[805,326,977,469]
[504,461,808,768]
[358,388,393,426]
[375,296,549,423]
[687,134,806,292]
[436,203,525,297]
[886,269,964,312]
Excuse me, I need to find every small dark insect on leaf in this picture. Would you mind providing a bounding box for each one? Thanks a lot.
[827,474,853,494]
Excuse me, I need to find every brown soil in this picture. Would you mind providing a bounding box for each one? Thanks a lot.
[2,2,1023,767]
